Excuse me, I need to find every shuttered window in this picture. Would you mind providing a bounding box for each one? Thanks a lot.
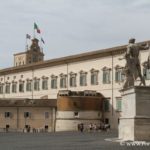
[143,68,150,80]
[103,70,111,84]
[0,84,3,94]
[51,78,57,89]
[103,98,110,112]
[116,97,122,112]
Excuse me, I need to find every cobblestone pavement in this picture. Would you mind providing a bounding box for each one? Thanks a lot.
[0,131,149,150]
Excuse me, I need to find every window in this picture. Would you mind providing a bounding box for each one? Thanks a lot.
[26,80,32,91]
[12,82,17,93]
[33,55,38,62]
[42,78,48,90]
[143,68,150,80]
[19,81,24,92]
[0,84,3,94]
[34,78,40,91]
[103,98,110,112]
[105,118,109,124]
[116,97,122,112]
[5,112,12,118]
[45,125,48,130]
[6,124,10,129]
[60,74,67,88]
[102,67,111,84]
[5,83,10,94]
[91,69,98,85]
[74,112,79,118]
[24,112,31,118]
[51,75,57,89]
[70,72,76,87]
[45,112,49,119]
[80,71,87,86]
[115,67,124,82]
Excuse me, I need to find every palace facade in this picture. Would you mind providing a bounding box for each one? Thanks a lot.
[0,38,150,132]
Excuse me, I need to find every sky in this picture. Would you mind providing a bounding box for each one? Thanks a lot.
[0,0,150,68]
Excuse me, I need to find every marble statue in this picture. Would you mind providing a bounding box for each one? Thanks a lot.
[119,38,149,89]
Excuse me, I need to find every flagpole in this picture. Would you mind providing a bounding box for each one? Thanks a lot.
[33,23,35,39]
[33,29,35,39]
[25,35,27,51]
[40,38,43,52]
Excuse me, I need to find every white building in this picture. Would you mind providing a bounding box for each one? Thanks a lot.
[0,38,150,130]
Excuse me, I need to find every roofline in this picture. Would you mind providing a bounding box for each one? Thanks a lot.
[14,51,26,56]
[1,40,150,75]
[0,98,57,107]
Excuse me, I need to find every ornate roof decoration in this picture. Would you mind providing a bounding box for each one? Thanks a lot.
[79,70,87,74]
[102,66,111,71]
[90,68,99,72]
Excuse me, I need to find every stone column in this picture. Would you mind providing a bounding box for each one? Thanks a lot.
[119,86,150,141]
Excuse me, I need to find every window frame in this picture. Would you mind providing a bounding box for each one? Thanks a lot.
[34,78,40,91]
[103,98,110,112]
[12,82,17,93]
[79,71,87,86]
[24,112,31,118]
[0,84,4,94]
[26,80,32,92]
[69,72,77,87]
[143,67,150,80]
[51,75,57,89]
[90,69,99,85]
[5,112,12,118]
[45,112,49,119]
[102,67,111,84]
[60,74,67,88]
[115,66,125,83]
[42,77,48,90]
[116,97,122,112]
[5,83,10,94]
[19,81,24,93]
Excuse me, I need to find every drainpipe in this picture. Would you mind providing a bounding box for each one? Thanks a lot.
[17,107,19,131]
[3,74,6,99]
[111,52,114,117]
[31,69,34,99]
[66,62,69,90]
[111,52,114,129]
[53,107,57,132]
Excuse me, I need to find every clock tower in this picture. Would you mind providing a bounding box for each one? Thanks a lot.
[14,38,44,67]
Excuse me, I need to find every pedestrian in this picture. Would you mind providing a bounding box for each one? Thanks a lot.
[80,123,84,132]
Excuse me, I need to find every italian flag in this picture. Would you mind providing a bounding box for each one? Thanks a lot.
[34,23,41,34]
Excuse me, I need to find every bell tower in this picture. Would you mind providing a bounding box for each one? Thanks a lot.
[14,38,44,67]
[26,38,44,64]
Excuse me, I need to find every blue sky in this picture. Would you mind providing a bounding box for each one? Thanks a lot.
[0,0,150,68]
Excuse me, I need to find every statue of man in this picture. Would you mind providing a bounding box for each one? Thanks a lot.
[119,38,149,89]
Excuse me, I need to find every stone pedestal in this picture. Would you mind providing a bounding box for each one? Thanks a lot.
[119,86,150,141]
